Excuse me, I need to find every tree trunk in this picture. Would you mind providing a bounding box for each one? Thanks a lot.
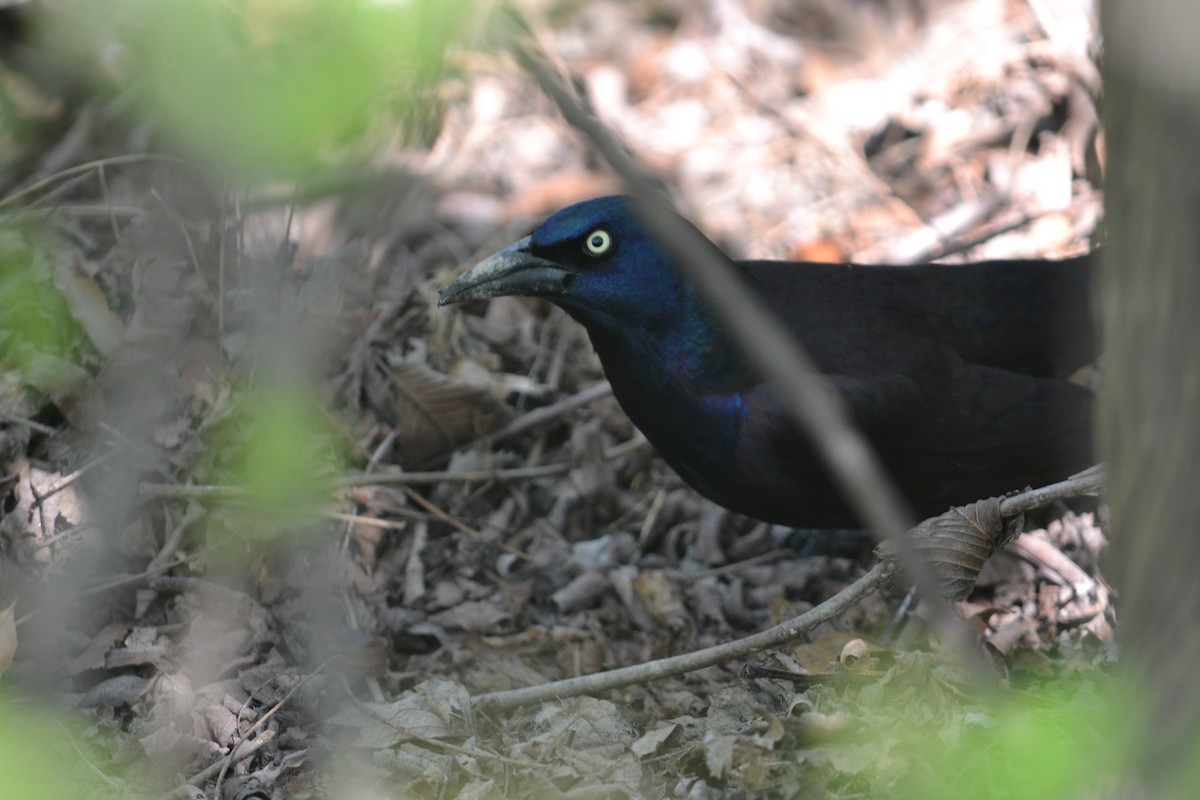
[1102,0,1200,788]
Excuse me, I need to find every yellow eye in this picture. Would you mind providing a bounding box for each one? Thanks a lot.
[584,229,612,256]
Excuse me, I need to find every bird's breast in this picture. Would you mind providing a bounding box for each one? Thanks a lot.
[601,349,748,474]
[586,322,850,522]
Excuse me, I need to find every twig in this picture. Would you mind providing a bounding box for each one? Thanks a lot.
[413,380,613,467]
[14,552,206,627]
[137,483,252,500]
[138,435,649,498]
[151,189,203,280]
[474,381,613,448]
[366,429,399,472]
[882,195,1003,264]
[922,190,1102,263]
[55,719,121,791]
[209,660,333,799]
[0,412,59,436]
[668,548,796,582]
[401,487,486,540]
[32,450,116,507]
[138,464,560,499]
[1011,532,1097,594]
[97,163,122,244]
[508,23,913,541]
[160,731,276,799]
[0,153,205,209]
[30,522,97,551]
[339,460,571,486]
[998,464,1105,516]
[145,505,204,575]
[2,203,146,220]
[327,510,410,530]
[217,185,228,338]
[396,488,534,562]
[472,562,890,712]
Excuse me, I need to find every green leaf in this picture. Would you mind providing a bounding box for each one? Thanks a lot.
[40,0,475,176]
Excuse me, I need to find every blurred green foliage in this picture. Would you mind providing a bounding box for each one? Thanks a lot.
[897,676,1131,799]
[0,227,93,407]
[0,694,144,798]
[39,0,476,176]
[773,657,1171,798]
[204,382,349,525]
[0,233,77,364]
[800,666,1200,799]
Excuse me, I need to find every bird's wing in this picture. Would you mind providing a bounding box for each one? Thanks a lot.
[741,342,1093,517]
[737,256,1095,379]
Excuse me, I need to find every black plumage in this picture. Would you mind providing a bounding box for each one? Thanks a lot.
[439,196,1095,528]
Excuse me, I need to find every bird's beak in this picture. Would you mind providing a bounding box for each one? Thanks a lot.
[438,236,572,306]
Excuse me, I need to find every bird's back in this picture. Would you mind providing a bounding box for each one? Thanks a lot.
[737,254,1095,380]
[672,254,1098,527]
[438,194,1096,529]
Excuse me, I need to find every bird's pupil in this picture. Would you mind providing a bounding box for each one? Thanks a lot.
[584,230,610,255]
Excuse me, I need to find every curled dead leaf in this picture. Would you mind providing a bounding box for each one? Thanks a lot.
[879,497,1014,600]
[838,639,871,671]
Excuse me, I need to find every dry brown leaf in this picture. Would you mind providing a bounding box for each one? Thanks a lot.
[428,600,513,635]
[78,674,151,709]
[880,497,1013,601]
[632,569,691,633]
[53,250,125,358]
[327,679,474,749]
[362,356,512,466]
[631,723,679,759]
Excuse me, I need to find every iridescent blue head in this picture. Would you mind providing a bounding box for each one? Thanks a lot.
[438,196,693,335]
[440,195,752,505]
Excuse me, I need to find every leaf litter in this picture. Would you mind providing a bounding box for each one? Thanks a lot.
[0,0,1110,797]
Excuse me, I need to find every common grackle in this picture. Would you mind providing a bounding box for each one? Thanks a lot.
[439,196,1095,528]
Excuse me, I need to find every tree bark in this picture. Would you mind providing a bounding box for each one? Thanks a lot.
[1102,0,1200,789]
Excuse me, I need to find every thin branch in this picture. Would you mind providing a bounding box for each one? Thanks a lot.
[0,412,59,436]
[412,380,615,467]
[15,550,210,628]
[472,562,890,712]
[138,435,649,498]
[920,190,1102,263]
[474,380,613,448]
[470,461,1106,714]
[32,450,116,507]
[209,659,335,799]
[0,153,205,210]
[159,731,276,799]
[999,463,1105,516]
[500,12,976,662]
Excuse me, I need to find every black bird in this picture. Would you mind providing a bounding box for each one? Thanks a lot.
[439,196,1095,528]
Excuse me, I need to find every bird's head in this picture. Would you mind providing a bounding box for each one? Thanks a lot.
[438,196,691,332]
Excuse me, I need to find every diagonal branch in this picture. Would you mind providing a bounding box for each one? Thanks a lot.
[496,6,983,659]
[473,562,890,712]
